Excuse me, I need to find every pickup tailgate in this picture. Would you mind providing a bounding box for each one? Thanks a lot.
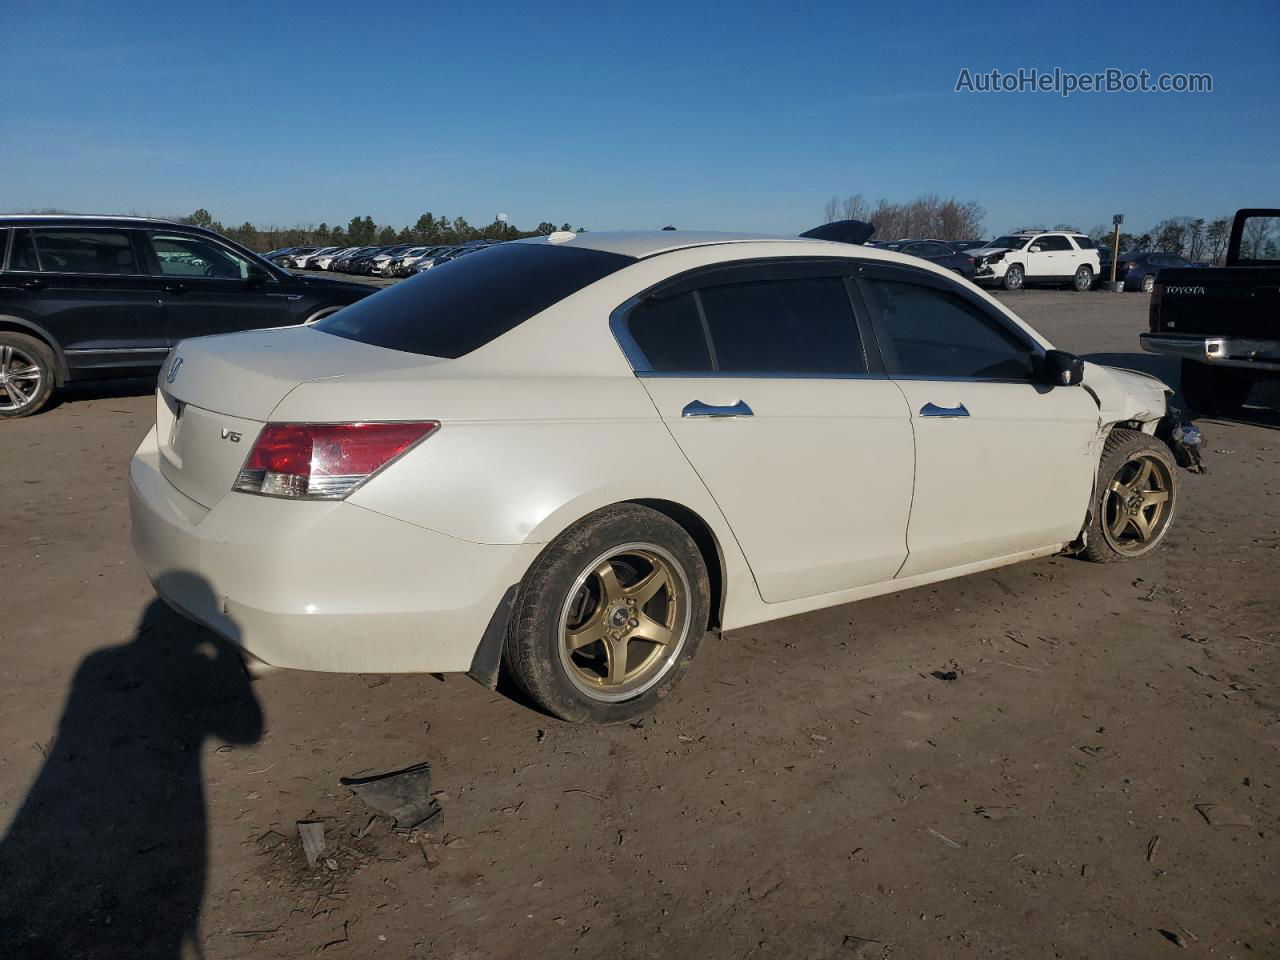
[1151,267,1280,338]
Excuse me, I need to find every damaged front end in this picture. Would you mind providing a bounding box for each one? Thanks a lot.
[1156,405,1206,474]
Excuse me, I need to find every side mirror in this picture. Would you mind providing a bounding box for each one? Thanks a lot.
[1028,245,1042,254]
[246,263,271,285]
[1041,349,1085,386]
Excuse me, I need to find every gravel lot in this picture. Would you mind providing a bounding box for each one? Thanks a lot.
[1,289,1276,959]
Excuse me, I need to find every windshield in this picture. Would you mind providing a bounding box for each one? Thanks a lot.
[316,242,634,359]
[989,235,1032,249]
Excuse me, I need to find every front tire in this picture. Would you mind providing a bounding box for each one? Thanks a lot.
[1072,265,1094,291]
[504,504,710,723]
[0,333,56,419]
[1079,429,1178,562]
[1002,264,1024,290]
[1180,359,1250,417]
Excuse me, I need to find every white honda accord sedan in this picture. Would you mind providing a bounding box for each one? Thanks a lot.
[130,226,1192,723]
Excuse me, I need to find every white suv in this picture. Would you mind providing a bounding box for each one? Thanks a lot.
[970,232,1100,291]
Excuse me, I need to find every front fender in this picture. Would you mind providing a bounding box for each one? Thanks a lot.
[1082,362,1169,429]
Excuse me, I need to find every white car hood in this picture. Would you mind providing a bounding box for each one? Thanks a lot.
[1083,362,1170,424]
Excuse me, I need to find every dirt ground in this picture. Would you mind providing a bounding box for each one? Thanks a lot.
[1,289,1277,959]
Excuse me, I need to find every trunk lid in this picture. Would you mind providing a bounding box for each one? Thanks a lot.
[158,326,443,508]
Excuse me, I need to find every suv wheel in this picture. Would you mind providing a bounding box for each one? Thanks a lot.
[1180,359,1250,417]
[1079,428,1178,562]
[1002,264,1024,290]
[1072,265,1094,291]
[504,504,710,724]
[0,333,56,419]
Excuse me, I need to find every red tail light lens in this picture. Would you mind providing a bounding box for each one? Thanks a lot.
[234,422,438,500]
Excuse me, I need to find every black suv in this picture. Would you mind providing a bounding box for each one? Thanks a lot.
[0,216,378,417]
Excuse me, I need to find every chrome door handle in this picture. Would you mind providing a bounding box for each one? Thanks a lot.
[682,400,754,418]
[920,402,969,418]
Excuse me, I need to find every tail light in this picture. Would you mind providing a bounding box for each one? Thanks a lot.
[234,422,438,500]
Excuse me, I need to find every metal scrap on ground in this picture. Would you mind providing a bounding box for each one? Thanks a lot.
[340,762,443,831]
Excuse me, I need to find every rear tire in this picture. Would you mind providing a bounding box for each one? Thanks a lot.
[1002,264,1024,291]
[1072,265,1094,291]
[503,504,710,724]
[1180,359,1250,417]
[0,332,56,419]
[1079,429,1178,563]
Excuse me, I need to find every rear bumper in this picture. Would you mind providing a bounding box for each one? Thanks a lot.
[1140,332,1280,372]
[129,426,537,674]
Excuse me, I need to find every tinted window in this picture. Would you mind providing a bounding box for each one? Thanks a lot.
[1072,236,1095,249]
[917,242,952,257]
[0,229,8,269]
[627,293,713,371]
[10,230,38,271]
[22,228,139,274]
[865,279,1036,380]
[1236,215,1280,264]
[150,232,253,279]
[317,243,633,359]
[1033,235,1072,252]
[698,277,865,374]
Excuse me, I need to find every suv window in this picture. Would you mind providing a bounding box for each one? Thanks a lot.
[1032,235,1072,252]
[1071,235,1095,250]
[15,228,140,275]
[918,242,952,257]
[317,242,633,359]
[864,278,1036,380]
[0,229,8,269]
[149,232,254,279]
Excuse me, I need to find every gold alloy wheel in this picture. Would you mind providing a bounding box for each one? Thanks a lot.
[557,542,690,702]
[1102,452,1174,555]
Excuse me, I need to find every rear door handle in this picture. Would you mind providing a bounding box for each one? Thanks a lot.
[20,279,45,291]
[682,400,753,418]
[920,402,969,418]
[163,282,187,294]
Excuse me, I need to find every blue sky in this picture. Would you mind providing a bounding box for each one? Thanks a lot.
[2,0,1277,237]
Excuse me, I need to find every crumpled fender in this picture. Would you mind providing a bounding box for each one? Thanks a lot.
[1081,361,1170,429]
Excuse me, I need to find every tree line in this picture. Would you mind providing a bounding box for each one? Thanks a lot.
[823,193,987,243]
[175,209,587,253]
[1086,216,1277,263]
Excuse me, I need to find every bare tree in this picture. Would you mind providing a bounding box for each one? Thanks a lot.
[1242,216,1275,259]
[1205,217,1231,263]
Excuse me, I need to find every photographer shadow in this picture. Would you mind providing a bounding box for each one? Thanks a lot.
[0,576,262,959]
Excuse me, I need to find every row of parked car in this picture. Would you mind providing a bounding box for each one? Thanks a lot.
[866,233,1204,292]
[261,241,498,278]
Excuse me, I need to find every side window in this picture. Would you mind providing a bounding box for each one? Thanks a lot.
[864,278,1037,380]
[0,229,8,270]
[149,233,252,279]
[25,229,139,274]
[10,230,39,271]
[919,242,951,257]
[899,243,924,256]
[1033,235,1071,252]
[626,293,713,372]
[698,276,866,375]
[1072,236,1096,250]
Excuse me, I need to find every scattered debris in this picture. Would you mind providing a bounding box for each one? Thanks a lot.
[341,762,443,831]
[562,788,610,801]
[842,933,884,954]
[536,729,546,743]
[1158,928,1188,948]
[925,827,962,849]
[930,670,958,682]
[1194,803,1254,828]
[256,829,287,853]
[297,821,327,868]
[1147,835,1161,863]
[975,805,1019,821]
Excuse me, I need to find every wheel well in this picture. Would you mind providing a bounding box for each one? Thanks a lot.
[0,318,68,385]
[629,498,725,632]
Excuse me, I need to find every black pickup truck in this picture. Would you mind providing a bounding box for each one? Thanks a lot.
[1140,208,1280,415]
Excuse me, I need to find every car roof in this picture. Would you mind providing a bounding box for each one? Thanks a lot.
[515,230,813,259]
[0,214,186,228]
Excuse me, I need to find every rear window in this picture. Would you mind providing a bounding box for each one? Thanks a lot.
[316,243,634,359]
[1072,236,1095,249]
